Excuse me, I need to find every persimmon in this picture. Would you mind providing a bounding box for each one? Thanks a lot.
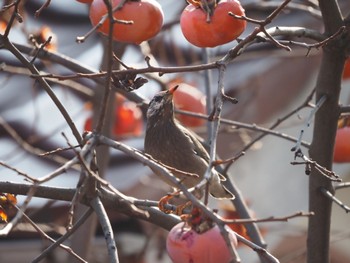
[172,83,207,127]
[167,222,238,263]
[180,0,246,48]
[333,127,350,163]
[113,100,143,137]
[0,21,6,34]
[84,95,143,139]
[223,208,249,241]
[343,59,350,80]
[89,0,163,44]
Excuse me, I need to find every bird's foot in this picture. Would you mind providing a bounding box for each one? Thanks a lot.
[158,192,191,215]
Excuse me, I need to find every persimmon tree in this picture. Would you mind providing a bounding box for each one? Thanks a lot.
[0,0,349,263]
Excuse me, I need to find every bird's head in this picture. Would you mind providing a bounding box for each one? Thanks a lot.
[146,85,178,121]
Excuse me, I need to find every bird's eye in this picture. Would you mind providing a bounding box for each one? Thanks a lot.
[153,95,162,103]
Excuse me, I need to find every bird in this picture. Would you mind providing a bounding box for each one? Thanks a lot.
[144,85,234,200]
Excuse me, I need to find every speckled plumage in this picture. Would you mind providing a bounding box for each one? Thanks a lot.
[144,86,234,199]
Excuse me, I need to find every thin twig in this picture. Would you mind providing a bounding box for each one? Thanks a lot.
[223,211,313,224]
[320,187,350,213]
[30,36,53,64]
[76,0,129,43]
[291,94,327,155]
[13,205,86,262]
[335,182,350,190]
[0,161,36,182]
[0,35,83,145]
[225,88,315,172]
[31,208,93,263]
[34,0,51,18]
[234,232,280,263]
[291,154,341,181]
[0,185,37,236]
[3,0,22,38]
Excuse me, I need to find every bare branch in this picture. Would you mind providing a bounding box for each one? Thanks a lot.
[91,196,119,263]
[0,35,83,145]
[13,205,86,262]
[31,208,93,263]
[34,0,51,18]
[320,187,350,213]
[223,211,313,224]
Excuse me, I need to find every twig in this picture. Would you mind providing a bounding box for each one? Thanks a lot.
[0,161,36,182]
[216,151,245,169]
[13,205,86,262]
[244,1,321,18]
[98,122,266,262]
[0,64,93,97]
[29,36,53,64]
[202,48,214,140]
[222,211,313,224]
[146,154,199,179]
[291,154,341,181]
[34,155,79,183]
[0,185,37,236]
[0,181,178,230]
[320,187,350,213]
[204,64,227,204]
[335,182,350,190]
[234,232,280,263]
[3,0,23,38]
[0,114,71,165]
[70,134,147,219]
[291,95,327,155]
[221,0,293,63]
[308,26,346,49]
[31,208,93,263]
[226,88,315,172]
[76,0,130,43]
[90,196,119,263]
[0,35,83,145]
[34,0,51,18]
[38,145,80,156]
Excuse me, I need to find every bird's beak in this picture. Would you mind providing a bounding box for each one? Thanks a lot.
[168,85,178,95]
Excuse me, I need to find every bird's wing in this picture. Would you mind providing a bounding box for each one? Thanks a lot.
[179,125,210,162]
[178,123,227,182]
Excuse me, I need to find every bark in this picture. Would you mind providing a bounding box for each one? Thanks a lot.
[307,1,347,262]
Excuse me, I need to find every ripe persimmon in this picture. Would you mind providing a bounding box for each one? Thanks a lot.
[167,222,237,263]
[343,59,350,80]
[172,83,207,127]
[333,127,350,163]
[180,0,246,48]
[89,0,163,44]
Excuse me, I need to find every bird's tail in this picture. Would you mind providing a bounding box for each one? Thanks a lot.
[209,173,235,199]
